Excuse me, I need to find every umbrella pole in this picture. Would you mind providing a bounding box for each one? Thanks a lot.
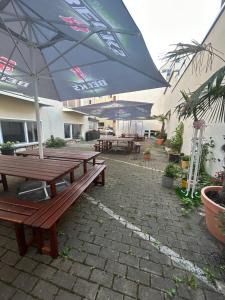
[33,77,44,159]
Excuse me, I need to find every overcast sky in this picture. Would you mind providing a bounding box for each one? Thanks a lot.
[123,0,222,67]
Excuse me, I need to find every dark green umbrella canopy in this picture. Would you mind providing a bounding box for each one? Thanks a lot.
[0,0,168,100]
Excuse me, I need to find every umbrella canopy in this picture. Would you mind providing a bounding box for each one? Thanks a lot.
[0,0,168,100]
[0,0,168,157]
[74,100,153,120]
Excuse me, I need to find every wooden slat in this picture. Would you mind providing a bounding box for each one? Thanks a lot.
[0,197,42,209]
[0,210,27,223]
[0,203,36,216]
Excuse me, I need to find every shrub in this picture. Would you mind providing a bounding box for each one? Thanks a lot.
[164,163,179,178]
[0,141,15,150]
[46,135,66,148]
[182,155,190,161]
[170,122,184,153]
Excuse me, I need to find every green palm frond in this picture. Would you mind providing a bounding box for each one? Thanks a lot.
[176,66,225,122]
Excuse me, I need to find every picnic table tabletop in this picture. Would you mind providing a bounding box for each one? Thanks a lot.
[0,155,80,197]
[17,148,101,174]
[97,137,134,142]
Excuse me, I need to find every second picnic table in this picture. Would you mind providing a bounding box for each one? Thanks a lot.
[17,148,101,174]
[0,155,80,197]
[97,137,134,152]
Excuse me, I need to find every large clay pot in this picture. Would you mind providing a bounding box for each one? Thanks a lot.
[156,138,164,145]
[201,186,225,244]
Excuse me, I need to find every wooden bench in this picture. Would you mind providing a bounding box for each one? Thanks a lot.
[0,197,42,255]
[88,159,105,165]
[0,164,106,258]
[24,164,106,257]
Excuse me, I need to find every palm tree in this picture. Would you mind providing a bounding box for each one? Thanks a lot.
[153,111,171,139]
[164,40,225,202]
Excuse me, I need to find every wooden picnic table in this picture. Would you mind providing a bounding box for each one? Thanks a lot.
[17,148,101,174]
[0,155,80,197]
[97,137,134,152]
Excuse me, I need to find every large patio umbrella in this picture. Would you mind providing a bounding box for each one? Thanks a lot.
[74,100,153,120]
[0,0,168,157]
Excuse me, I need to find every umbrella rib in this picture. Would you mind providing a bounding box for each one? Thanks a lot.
[0,13,31,75]
[33,23,99,97]
[11,0,29,41]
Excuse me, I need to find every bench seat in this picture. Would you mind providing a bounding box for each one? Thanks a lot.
[24,164,106,257]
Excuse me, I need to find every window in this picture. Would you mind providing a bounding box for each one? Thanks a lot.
[72,124,81,139]
[27,121,38,142]
[64,124,71,138]
[1,120,25,143]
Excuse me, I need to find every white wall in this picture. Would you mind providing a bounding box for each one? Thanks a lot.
[156,8,225,176]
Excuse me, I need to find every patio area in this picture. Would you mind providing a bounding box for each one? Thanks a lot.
[0,141,224,300]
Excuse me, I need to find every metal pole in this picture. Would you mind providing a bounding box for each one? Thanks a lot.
[33,77,44,159]
[28,22,44,159]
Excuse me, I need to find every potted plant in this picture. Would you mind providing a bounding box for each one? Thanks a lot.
[180,169,188,188]
[164,138,172,153]
[168,122,184,163]
[201,145,225,244]
[181,155,190,169]
[0,141,15,155]
[143,148,151,160]
[153,112,170,145]
[162,163,179,188]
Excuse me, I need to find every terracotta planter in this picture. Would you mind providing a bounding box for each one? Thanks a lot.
[181,160,189,169]
[144,153,151,161]
[201,186,225,244]
[156,138,164,145]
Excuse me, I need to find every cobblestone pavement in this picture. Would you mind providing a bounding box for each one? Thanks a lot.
[0,140,225,300]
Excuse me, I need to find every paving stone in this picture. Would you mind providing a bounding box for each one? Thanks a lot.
[15,257,38,273]
[140,258,163,276]
[50,257,73,272]
[0,264,19,283]
[151,274,174,291]
[33,263,57,280]
[111,240,130,253]
[138,285,164,300]
[1,251,21,266]
[127,266,150,285]
[13,272,38,292]
[32,280,58,300]
[204,289,225,300]
[119,252,139,268]
[105,260,127,276]
[70,249,87,263]
[96,287,123,300]
[99,246,119,260]
[50,270,76,290]
[85,254,106,269]
[55,289,82,300]
[90,268,114,288]
[11,290,36,300]
[82,242,100,255]
[113,276,137,297]
[0,280,16,299]
[73,278,99,299]
[70,261,92,279]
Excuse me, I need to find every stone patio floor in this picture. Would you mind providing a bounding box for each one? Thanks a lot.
[0,140,225,300]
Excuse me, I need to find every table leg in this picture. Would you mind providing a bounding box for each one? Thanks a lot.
[49,224,58,258]
[14,224,27,256]
[70,171,75,183]
[1,174,8,191]
[83,161,87,174]
[93,158,96,165]
[50,182,57,197]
